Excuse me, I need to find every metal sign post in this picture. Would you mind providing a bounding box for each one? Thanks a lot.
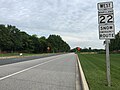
[105,39,111,86]
[97,1,115,87]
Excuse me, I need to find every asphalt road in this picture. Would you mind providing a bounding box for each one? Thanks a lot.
[0,53,61,65]
[0,53,81,90]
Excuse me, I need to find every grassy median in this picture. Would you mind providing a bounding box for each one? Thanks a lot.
[0,53,47,57]
[77,53,120,90]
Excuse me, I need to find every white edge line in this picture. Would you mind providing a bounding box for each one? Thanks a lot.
[76,54,89,90]
[0,58,56,81]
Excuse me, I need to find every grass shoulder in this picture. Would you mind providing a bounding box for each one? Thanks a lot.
[77,53,120,90]
[0,53,50,59]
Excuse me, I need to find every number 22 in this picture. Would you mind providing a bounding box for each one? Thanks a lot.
[100,15,113,23]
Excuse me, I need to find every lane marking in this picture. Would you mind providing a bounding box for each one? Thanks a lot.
[0,58,57,81]
[76,54,89,90]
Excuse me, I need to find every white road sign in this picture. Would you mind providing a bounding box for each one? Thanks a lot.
[97,1,115,87]
[99,32,115,39]
[99,24,114,31]
[98,13,114,24]
[99,24,115,39]
[97,2,113,10]
[97,1,115,40]
[98,9,113,15]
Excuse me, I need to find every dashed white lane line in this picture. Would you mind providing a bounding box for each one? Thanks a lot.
[0,58,57,81]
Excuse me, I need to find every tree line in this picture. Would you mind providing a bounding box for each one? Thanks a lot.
[70,31,120,53]
[0,24,70,53]
[110,31,120,51]
[70,47,105,53]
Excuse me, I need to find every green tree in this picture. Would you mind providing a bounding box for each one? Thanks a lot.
[39,36,48,53]
[0,25,14,52]
[110,31,120,51]
[0,24,70,53]
[29,35,40,53]
[47,35,70,53]
[7,25,22,52]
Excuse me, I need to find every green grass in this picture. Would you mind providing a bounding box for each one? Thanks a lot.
[77,53,120,90]
[0,53,19,57]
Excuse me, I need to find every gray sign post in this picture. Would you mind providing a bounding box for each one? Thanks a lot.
[97,1,115,86]
[105,39,111,86]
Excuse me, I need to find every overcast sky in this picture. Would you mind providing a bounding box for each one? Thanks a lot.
[0,0,120,49]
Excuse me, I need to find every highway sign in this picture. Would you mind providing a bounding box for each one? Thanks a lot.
[97,1,115,40]
[99,24,115,39]
[99,24,114,31]
[77,47,81,51]
[97,2,113,10]
[98,9,113,15]
[97,1,115,87]
[98,13,114,24]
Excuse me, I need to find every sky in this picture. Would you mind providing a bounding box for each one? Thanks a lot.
[0,0,120,49]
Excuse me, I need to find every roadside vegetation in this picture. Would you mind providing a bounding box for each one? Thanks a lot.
[0,53,45,57]
[0,53,19,57]
[71,31,120,54]
[0,24,70,54]
[77,53,120,90]
[110,31,120,52]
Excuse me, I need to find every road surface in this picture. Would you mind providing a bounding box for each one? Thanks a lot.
[0,53,61,65]
[0,53,81,90]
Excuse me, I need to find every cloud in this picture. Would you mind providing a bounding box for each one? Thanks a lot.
[0,0,119,49]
